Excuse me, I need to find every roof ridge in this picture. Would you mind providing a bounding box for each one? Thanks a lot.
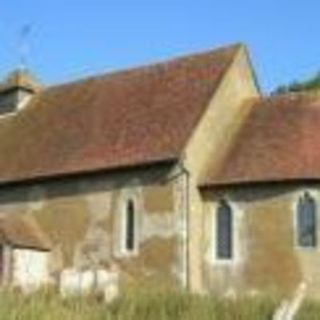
[44,43,243,92]
[265,89,320,102]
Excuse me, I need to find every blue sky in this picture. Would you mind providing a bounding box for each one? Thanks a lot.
[0,0,319,93]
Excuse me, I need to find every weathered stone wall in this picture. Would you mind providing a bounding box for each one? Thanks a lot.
[202,183,320,298]
[0,164,185,289]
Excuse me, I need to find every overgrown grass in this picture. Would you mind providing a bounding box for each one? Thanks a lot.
[296,300,320,320]
[0,288,278,320]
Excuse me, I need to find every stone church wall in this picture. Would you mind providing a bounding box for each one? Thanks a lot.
[202,183,320,299]
[0,164,186,290]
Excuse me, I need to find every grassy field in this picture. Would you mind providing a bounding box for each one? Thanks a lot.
[0,288,315,319]
[0,289,277,320]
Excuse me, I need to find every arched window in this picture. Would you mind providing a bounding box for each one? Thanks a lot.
[216,200,233,259]
[297,193,317,248]
[124,199,136,252]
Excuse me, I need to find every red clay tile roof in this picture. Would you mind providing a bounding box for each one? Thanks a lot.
[202,91,320,187]
[0,214,51,250]
[0,44,240,184]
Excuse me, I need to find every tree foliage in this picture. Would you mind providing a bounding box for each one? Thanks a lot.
[273,71,320,95]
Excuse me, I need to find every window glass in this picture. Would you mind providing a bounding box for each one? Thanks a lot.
[125,200,136,251]
[216,200,233,259]
[297,193,317,248]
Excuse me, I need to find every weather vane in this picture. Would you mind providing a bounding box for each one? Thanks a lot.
[18,24,32,71]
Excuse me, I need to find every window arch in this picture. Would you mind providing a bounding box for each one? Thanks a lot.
[216,200,233,259]
[297,193,317,248]
[124,199,137,253]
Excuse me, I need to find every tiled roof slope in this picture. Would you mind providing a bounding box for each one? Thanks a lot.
[202,91,320,187]
[0,44,240,184]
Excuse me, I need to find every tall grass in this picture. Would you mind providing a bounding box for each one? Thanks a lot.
[0,289,277,320]
[296,300,320,320]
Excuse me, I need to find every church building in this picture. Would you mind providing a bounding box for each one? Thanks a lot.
[0,43,318,297]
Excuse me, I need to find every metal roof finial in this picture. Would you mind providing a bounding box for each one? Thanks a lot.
[18,24,32,72]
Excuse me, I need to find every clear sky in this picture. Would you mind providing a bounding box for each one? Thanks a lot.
[1,0,319,93]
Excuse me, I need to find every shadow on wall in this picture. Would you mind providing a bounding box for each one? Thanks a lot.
[0,164,174,205]
[202,180,320,203]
